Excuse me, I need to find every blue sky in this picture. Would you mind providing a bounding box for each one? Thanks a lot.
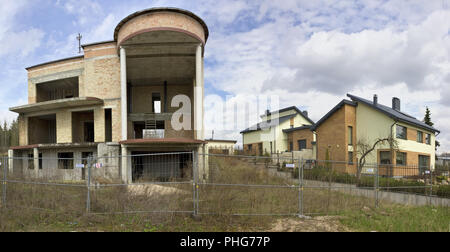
[0,0,449,152]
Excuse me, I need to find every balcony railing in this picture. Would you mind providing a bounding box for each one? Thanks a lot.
[143,129,165,139]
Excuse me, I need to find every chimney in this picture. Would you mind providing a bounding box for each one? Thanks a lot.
[373,94,378,106]
[303,111,308,117]
[392,97,400,111]
[266,109,271,116]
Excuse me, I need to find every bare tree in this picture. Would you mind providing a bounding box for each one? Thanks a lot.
[356,136,399,182]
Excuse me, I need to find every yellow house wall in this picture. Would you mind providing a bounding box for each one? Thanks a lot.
[356,103,436,167]
[395,122,436,168]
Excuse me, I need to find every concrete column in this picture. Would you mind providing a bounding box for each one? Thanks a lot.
[194,44,204,140]
[7,149,14,174]
[121,146,128,183]
[33,148,39,178]
[120,47,127,141]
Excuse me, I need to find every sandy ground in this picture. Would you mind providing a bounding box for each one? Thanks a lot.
[127,184,186,197]
[268,216,350,232]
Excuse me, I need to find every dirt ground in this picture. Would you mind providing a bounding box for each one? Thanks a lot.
[268,216,351,232]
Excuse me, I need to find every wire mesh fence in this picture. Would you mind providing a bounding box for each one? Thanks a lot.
[0,152,448,218]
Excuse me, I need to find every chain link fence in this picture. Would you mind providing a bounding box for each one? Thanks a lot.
[0,153,448,217]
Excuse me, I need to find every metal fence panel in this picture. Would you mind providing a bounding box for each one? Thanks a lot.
[0,152,447,217]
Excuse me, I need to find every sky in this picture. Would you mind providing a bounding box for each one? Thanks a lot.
[0,0,449,153]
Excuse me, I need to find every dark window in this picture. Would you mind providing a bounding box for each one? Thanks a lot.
[84,122,94,142]
[289,141,293,152]
[396,125,407,140]
[39,153,43,170]
[28,154,34,170]
[380,151,391,164]
[425,134,431,145]
[298,140,307,151]
[105,109,112,142]
[248,145,252,151]
[58,153,74,170]
[396,152,407,166]
[348,126,353,145]
[348,152,354,165]
[417,131,423,143]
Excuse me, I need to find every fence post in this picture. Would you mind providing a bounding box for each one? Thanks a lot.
[86,155,92,213]
[429,166,433,205]
[2,157,7,209]
[192,150,199,217]
[298,158,304,217]
[375,163,379,208]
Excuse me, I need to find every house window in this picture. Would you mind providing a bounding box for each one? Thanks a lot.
[417,131,423,143]
[298,140,307,151]
[419,155,430,174]
[348,126,353,145]
[425,134,431,145]
[396,125,407,140]
[289,141,293,152]
[248,144,252,151]
[39,153,43,170]
[380,151,391,164]
[58,153,74,170]
[348,151,354,165]
[396,152,407,166]
[28,154,34,170]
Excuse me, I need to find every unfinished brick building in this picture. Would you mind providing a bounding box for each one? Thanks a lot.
[8,8,208,183]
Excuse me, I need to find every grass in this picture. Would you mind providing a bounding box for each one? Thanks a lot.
[0,156,448,232]
[339,205,450,232]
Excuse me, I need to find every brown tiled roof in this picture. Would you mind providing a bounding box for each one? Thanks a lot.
[120,138,206,145]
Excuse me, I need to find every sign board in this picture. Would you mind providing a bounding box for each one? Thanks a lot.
[425,170,430,174]
[95,163,103,169]
[75,164,85,169]
[286,164,295,168]
[366,168,374,173]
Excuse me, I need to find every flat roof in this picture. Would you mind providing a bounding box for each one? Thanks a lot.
[10,97,103,114]
[120,138,206,145]
[26,55,84,71]
[81,40,116,48]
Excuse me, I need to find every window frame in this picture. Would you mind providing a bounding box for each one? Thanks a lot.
[298,139,307,151]
[396,125,407,140]
[425,133,431,145]
[396,152,407,166]
[58,152,74,170]
[348,151,354,165]
[348,126,353,146]
[417,131,423,143]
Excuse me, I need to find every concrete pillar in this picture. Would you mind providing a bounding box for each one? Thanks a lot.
[121,146,128,183]
[194,44,204,140]
[7,149,13,174]
[33,148,39,178]
[120,47,127,141]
